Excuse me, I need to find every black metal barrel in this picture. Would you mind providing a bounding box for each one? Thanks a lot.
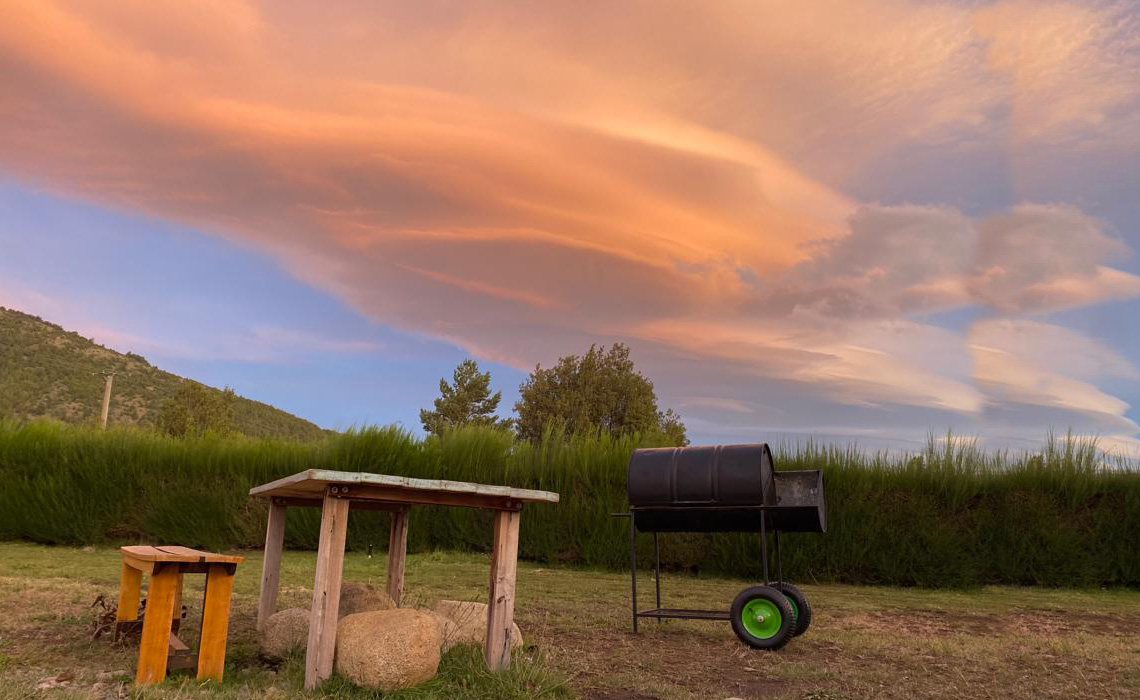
[628,444,826,533]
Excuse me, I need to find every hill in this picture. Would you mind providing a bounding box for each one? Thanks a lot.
[0,306,328,440]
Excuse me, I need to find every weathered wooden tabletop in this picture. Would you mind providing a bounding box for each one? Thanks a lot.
[249,468,559,510]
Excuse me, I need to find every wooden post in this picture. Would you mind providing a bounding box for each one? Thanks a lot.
[484,509,520,671]
[197,565,236,682]
[116,561,142,623]
[304,493,350,689]
[257,501,288,631]
[99,372,115,429]
[136,566,179,685]
[387,509,409,606]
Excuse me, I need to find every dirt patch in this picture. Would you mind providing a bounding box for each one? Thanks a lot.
[537,623,798,700]
[1007,610,1140,636]
[852,609,997,636]
[587,690,662,700]
[845,608,1140,638]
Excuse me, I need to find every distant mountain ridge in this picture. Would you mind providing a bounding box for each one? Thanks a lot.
[0,306,329,440]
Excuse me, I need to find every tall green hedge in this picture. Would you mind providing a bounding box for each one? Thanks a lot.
[1,419,1137,587]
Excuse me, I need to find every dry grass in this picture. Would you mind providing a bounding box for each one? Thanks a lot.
[0,543,1137,700]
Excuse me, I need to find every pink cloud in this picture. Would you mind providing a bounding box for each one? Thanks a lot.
[1,0,1138,447]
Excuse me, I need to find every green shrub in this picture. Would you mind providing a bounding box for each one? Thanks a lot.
[0,419,1136,586]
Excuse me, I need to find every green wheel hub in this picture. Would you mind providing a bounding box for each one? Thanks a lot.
[739,598,783,639]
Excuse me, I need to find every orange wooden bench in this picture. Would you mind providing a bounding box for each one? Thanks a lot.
[115,546,244,685]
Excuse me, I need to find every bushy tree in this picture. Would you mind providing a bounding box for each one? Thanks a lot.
[514,343,687,445]
[420,359,511,436]
[650,408,688,447]
[155,381,235,437]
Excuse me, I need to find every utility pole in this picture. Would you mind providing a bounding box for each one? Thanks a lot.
[99,371,116,429]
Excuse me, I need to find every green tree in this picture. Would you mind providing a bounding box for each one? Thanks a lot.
[514,343,687,445]
[420,359,511,436]
[650,408,688,447]
[155,381,235,437]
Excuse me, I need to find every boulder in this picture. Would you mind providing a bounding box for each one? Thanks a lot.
[339,581,396,617]
[432,600,523,651]
[259,608,309,660]
[336,609,441,691]
[429,611,462,653]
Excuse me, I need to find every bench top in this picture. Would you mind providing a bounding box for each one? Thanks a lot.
[121,545,244,565]
[249,469,560,509]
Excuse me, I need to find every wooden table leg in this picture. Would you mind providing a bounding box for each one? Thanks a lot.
[257,501,288,632]
[198,564,236,682]
[304,494,350,690]
[387,509,409,606]
[484,509,520,671]
[136,566,179,685]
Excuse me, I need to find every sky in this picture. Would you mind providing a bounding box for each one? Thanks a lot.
[1,0,1139,452]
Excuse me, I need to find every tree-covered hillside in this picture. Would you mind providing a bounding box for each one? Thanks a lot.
[0,306,328,440]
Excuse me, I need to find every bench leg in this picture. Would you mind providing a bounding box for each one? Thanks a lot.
[257,501,287,632]
[485,509,520,671]
[197,564,236,682]
[304,494,350,689]
[116,562,142,624]
[136,567,179,685]
[387,509,409,606]
[172,575,184,634]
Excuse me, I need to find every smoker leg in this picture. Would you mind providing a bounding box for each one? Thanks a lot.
[629,515,638,633]
[653,532,662,624]
[760,514,770,585]
[774,530,783,584]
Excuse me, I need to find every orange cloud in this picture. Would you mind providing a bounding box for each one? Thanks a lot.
[1,0,1139,446]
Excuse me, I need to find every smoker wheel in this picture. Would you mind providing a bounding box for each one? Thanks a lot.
[771,582,812,637]
[729,586,795,650]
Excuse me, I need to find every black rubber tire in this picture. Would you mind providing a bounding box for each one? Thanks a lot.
[771,582,812,637]
[729,586,796,650]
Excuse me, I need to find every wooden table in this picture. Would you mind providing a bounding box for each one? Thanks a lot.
[249,469,559,689]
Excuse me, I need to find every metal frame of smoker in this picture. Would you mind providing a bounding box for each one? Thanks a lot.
[616,506,787,632]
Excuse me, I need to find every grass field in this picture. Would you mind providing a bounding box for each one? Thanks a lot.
[1,543,1138,700]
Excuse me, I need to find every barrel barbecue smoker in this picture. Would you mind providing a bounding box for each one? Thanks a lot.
[617,444,826,650]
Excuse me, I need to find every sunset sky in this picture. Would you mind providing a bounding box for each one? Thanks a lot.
[2,0,1139,451]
